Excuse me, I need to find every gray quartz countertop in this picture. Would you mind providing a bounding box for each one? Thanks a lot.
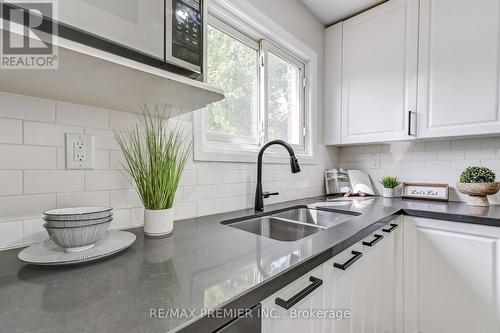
[2,196,500,333]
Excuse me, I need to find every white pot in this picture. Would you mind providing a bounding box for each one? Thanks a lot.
[383,188,395,198]
[144,208,174,237]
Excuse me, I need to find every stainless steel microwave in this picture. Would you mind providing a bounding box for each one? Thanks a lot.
[1,0,204,79]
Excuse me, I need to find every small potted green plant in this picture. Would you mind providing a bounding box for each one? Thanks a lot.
[379,176,400,198]
[457,166,499,207]
[114,106,192,237]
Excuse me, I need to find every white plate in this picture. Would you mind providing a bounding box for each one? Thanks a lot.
[18,231,136,266]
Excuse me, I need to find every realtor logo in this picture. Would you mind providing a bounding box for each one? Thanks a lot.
[1,1,58,69]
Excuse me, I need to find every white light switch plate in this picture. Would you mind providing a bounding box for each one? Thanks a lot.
[65,133,95,169]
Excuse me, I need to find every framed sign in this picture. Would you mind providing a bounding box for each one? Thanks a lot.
[402,183,449,201]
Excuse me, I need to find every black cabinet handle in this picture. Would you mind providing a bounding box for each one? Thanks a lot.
[275,276,323,310]
[408,110,412,136]
[334,251,362,271]
[382,223,398,233]
[362,234,383,247]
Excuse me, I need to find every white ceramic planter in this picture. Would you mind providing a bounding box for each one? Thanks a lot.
[144,208,174,237]
[383,188,395,198]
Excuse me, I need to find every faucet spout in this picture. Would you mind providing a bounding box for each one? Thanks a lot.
[254,140,301,212]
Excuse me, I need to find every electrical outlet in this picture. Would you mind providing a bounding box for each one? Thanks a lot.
[65,133,94,169]
[370,154,381,169]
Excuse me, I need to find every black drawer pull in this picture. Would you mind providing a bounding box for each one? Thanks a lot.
[382,223,398,233]
[275,276,323,310]
[362,234,383,247]
[334,251,362,270]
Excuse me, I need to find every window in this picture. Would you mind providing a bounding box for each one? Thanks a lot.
[203,16,307,153]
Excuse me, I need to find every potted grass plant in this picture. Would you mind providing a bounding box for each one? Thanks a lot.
[457,166,499,207]
[114,106,192,237]
[379,176,400,198]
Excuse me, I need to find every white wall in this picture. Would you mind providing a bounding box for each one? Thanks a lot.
[338,139,500,203]
[0,0,335,250]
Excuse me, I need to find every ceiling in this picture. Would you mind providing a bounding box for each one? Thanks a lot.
[300,0,386,25]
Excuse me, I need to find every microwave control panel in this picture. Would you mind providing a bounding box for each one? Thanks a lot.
[172,0,202,68]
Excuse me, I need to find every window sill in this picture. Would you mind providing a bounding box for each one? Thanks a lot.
[193,137,319,165]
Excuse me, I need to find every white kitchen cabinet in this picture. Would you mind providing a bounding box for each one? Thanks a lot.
[261,264,327,333]
[326,217,403,333]
[324,22,343,145]
[404,216,500,333]
[340,0,418,144]
[417,0,500,138]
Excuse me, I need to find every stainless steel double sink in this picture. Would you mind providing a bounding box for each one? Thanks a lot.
[221,205,360,242]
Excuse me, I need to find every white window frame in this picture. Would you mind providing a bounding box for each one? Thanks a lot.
[194,0,319,164]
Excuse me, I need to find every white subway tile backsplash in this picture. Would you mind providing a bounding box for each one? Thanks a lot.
[197,198,222,216]
[130,207,144,227]
[109,150,126,170]
[84,128,119,150]
[437,150,465,160]
[464,149,497,160]
[56,191,109,208]
[0,144,56,169]
[56,102,109,129]
[425,141,451,151]
[179,169,197,186]
[0,194,55,221]
[22,219,46,244]
[110,189,142,209]
[24,170,84,194]
[0,91,332,250]
[451,139,481,151]
[0,171,22,196]
[56,147,66,169]
[481,137,500,149]
[0,92,55,122]
[109,110,140,130]
[0,221,23,249]
[339,137,500,198]
[85,170,130,191]
[0,118,22,144]
[412,151,437,161]
[481,160,500,170]
[174,201,197,220]
[110,209,131,230]
[24,122,83,147]
[94,150,110,169]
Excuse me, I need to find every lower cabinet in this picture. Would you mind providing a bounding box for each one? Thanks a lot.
[261,217,403,333]
[326,216,403,333]
[261,215,500,332]
[404,216,500,333]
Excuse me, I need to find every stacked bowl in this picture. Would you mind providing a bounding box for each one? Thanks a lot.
[43,207,113,252]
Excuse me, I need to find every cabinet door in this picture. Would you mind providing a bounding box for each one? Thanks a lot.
[15,0,166,59]
[326,219,403,333]
[328,243,368,333]
[417,0,500,138]
[404,216,500,333]
[261,265,326,333]
[324,22,343,145]
[341,0,418,144]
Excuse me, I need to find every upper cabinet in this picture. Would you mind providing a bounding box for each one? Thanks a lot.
[340,0,418,144]
[324,0,500,145]
[57,0,165,59]
[417,0,500,138]
[324,23,343,145]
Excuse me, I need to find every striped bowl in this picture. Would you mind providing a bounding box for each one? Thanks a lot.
[43,218,112,252]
